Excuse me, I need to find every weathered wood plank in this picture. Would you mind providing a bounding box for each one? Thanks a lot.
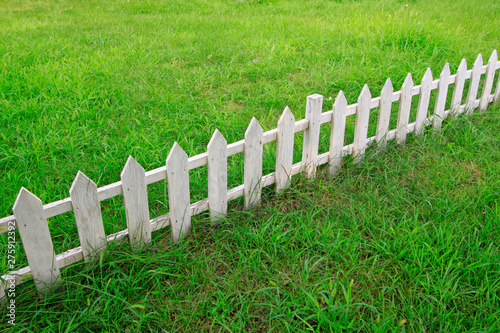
[244,117,263,210]
[328,91,347,175]
[433,63,451,129]
[465,54,483,114]
[396,73,414,144]
[166,143,191,243]
[352,85,371,161]
[451,58,467,115]
[480,50,497,111]
[207,129,228,223]
[275,107,295,193]
[69,172,107,261]
[415,68,433,135]
[12,188,60,295]
[121,156,151,247]
[375,78,394,149]
[302,94,323,178]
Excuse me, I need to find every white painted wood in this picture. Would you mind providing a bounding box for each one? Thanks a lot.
[121,156,151,247]
[328,91,347,175]
[301,94,323,178]
[352,85,371,161]
[465,54,483,114]
[376,78,394,148]
[480,50,497,111]
[69,171,107,261]
[244,117,263,210]
[415,68,433,135]
[275,106,295,193]
[207,129,228,223]
[166,142,191,244]
[396,73,414,144]
[495,62,500,103]
[433,63,451,129]
[12,188,60,295]
[451,59,467,115]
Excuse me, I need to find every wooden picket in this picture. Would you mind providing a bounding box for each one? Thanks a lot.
[121,156,151,247]
[1,50,500,304]
[12,188,60,295]
[69,171,107,261]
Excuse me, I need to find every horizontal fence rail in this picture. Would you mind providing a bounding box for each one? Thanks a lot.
[1,50,500,303]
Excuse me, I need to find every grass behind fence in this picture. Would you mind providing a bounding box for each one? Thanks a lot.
[2,108,499,332]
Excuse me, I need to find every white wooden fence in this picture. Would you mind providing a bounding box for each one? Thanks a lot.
[1,50,500,303]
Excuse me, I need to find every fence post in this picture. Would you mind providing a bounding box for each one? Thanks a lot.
[465,54,483,114]
[352,85,371,161]
[415,68,433,136]
[244,117,263,210]
[433,63,451,129]
[121,156,151,248]
[396,73,414,144]
[451,58,467,115]
[328,91,347,175]
[12,188,60,295]
[480,50,497,111]
[166,143,191,244]
[376,78,394,149]
[70,171,107,261]
[302,94,323,178]
[275,107,295,193]
[207,129,228,223]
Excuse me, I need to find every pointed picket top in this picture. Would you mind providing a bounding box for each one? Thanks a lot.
[433,62,451,129]
[381,77,394,96]
[481,50,498,110]
[167,142,188,165]
[121,156,151,247]
[207,129,228,223]
[70,171,93,195]
[335,90,348,110]
[121,155,145,180]
[358,83,372,103]
[13,187,42,214]
[278,106,295,127]
[276,106,295,193]
[396,73,414,144]
[415,68,433,136]
[245,117,263,138]
[208,129,227,150]
[376,78,394,148]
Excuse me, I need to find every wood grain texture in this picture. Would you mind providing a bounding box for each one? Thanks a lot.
[480,50,497,111]
[352,85,371,161]
[451,59,467,115]
[275,107,295,193]
[396,73,414,144]
[12,188,60,295]
[166,143,191,244]
[69,171,107,261]
[244,117,263,210]
[376,78,394,148]
[302,94,323,178]
[415,68,433,135]
[465,54,483,114]
[121,156,151,247]
[207,129,228,223]
[433,63,451,129]
[328,91,347,175]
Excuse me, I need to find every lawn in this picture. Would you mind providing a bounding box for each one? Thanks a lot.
[0,0,500,331]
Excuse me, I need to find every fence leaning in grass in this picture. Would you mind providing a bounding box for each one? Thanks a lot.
[1,50,500,304]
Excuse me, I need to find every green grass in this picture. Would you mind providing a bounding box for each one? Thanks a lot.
[1,0,500,331]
